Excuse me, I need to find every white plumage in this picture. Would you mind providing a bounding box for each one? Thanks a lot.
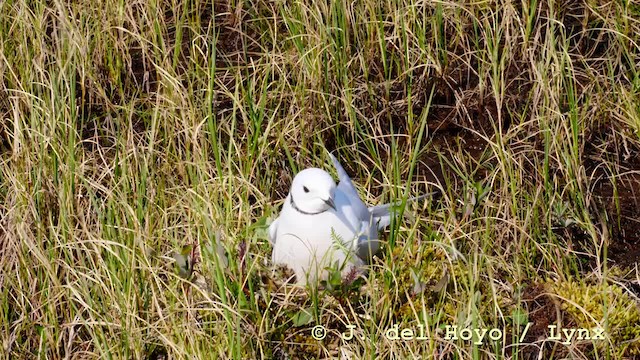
[269,153,421,285]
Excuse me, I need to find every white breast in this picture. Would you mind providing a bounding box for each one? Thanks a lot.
[271,195,363,284]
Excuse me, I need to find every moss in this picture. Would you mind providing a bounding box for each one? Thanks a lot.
[389,240,514,330]
[548,279,640,356]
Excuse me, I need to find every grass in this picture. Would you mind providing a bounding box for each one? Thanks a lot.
[1,0,640,358]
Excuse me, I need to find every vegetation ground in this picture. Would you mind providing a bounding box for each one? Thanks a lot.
[1,0,640,358]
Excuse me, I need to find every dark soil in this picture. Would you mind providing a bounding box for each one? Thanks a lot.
[520,283,560,359]
[590,161,640,268]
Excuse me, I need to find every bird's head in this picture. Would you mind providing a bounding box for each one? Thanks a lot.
[289,168,337,214]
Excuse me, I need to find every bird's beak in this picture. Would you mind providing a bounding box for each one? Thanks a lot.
[324,198,336,211]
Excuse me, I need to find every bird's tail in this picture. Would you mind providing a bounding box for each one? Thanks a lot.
[369,192,435,229]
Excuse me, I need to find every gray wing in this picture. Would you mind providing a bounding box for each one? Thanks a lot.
[329,153,380,259]
[368,203,393,230]
[355,232,382,260]
[329,152,370,219]
[330,152,433,258]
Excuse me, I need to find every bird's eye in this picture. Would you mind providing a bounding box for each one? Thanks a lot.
[303,186,309,193]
